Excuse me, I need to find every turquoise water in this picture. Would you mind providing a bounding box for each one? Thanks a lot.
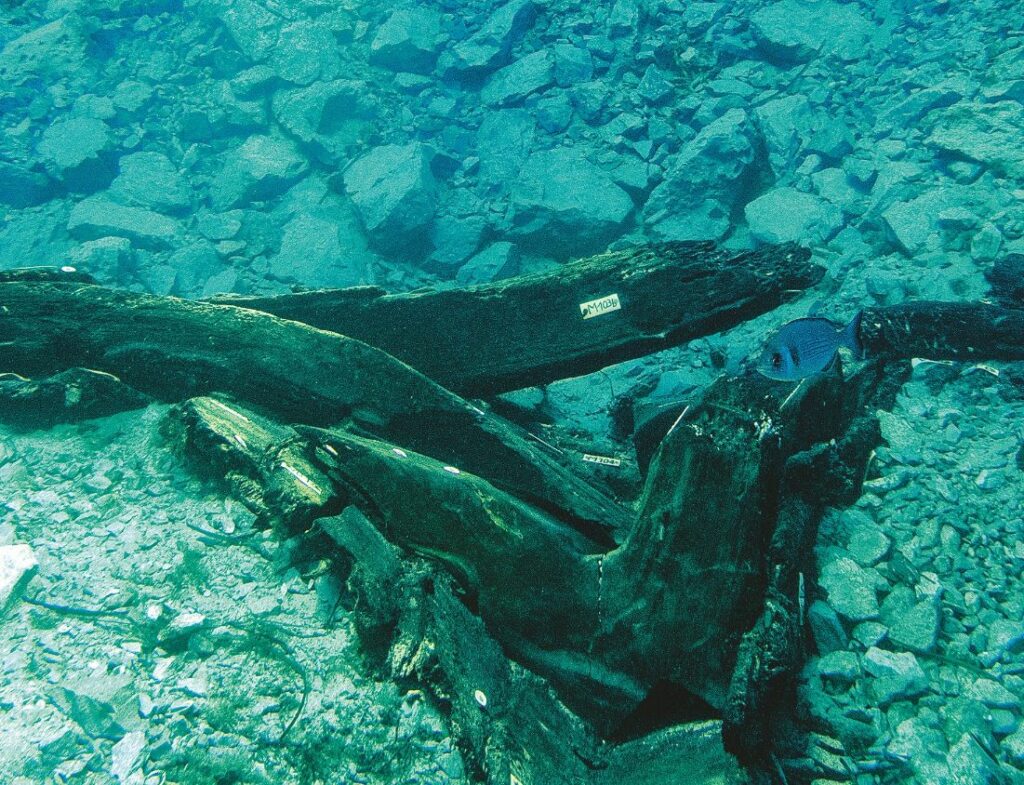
[1,0,1024,783]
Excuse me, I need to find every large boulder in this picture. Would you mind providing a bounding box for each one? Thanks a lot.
[455,241,521,285]
[751,0,874,64]
[344,142,437,257]
[36,116,114,190]
[271,20,342,85]
[440,0,536,77]
[643,108,757,241]
[272,80,379,165]
[109,151,191,213]
[744,187,842,245]
[219,0,279,61]
[510,146,633,258]
[369,8,444,74]
[481,50,554,107]
[927,101,1024,180]
[68,196,182,250]
[0,161,51,208]
[268,210,374,288]
[476,109,536,191]
[209,134,309,210]
[0,544,37,617]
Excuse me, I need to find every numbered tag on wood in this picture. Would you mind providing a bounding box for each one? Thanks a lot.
[582,453,621,467]
[579,293,621,320]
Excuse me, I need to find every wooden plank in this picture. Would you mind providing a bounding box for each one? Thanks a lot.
[214,241,824,396]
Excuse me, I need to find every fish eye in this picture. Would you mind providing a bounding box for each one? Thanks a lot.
[771,352,782,368]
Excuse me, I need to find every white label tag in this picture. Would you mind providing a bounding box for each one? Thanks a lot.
[579,293,621,319]
[582,453,621,467]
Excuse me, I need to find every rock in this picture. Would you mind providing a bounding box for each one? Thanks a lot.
[551,43,593,87]
[970,222,1003,263]
[476,109,535,189]
[928,101,1024,180]
[811,168,863,213]
[744,187,842,245]
[572,81,610,124]
[966,678,1020,710]
[54,673,135,740]
[428,213,487,273]
[109,151,191,214]
[863,647,928,705]
[535,93,573,133]
[36,116,113,189]
[808,599,848,654]
[753,95,815,176]
[481,49,554,107]
[210,134,309,210]
[272,80,378,164]
[166,241,223,296]
[880,189,956,256]
[888,717,949,784]
[608,0,639,37]
[68,197,181,250]
[197,211,243,242]
[637,64,674,105]
[847,526,890,567]
[370,8,443,75]
[1005,724,1024,765]
[111,730,145,784]
[456,242,521,286]
[983,617,1024,661]
[888,600,939,653]
[158,610,207,648]
[948,732,1001,784]
[344,142,437,256]
[0,543,37,616]
[814,651,860,683]
[750,0,873,64]
[880,81,966,128]
[272,20,341,84]
[441,0,535,77]
[643,108,756,241]
[67,237,135,283]
[510,147,633,258]
[0,161,51,208]
[268,211,372,288]
[219,0,279,61]
[819,556,880,622]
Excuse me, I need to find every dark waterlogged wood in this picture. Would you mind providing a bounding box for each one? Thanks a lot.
[0,280,626,534]
[213,241,824,396]
[166,393,758,779]
[165,361,849,739]
[862,302,1024,361]
[0,367,149,428]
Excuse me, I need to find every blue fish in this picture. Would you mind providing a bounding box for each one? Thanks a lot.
[757,311,863,381]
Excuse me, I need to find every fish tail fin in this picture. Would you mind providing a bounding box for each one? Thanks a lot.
[841,310,864,359]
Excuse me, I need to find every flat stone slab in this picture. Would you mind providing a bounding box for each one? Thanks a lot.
[0,543,38,616]
[68,197,182,249]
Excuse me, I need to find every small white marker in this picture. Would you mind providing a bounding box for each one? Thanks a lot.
[392,447,408,458]
[60,265,77,273]
[582,453,621,467]
[443,466,461,475]
[579,293,621,320]
[474,689,487,708]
